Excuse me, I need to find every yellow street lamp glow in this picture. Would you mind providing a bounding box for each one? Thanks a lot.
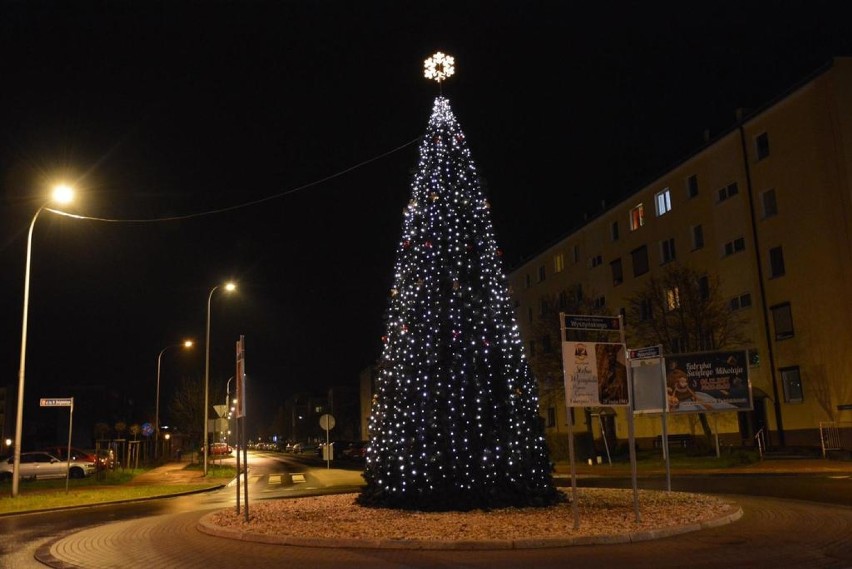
[12,183,77,498]
[155,339,195,459]
[204,281,237,476]
[183,340,194,348]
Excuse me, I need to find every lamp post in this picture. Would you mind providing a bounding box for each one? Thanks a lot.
[225,375,234,446]
[204,281,236,476]
[155,340,193,459]
[12,184,74,498]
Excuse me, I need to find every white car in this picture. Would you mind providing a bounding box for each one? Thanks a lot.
[0,451,96,481]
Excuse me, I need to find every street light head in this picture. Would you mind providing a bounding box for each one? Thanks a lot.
[224,282,237,293]
[51,184,74,204]
[183,340,194,348]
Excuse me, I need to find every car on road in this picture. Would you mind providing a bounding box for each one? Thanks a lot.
[208,442,233,456]
[0,451,96,481]
[41,445,97,464]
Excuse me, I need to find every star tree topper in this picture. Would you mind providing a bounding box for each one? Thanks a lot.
[424,51,455,83]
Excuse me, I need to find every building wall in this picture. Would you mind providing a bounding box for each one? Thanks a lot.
[508,57,852,449]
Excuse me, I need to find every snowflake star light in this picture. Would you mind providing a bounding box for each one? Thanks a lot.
[424,51,455,83]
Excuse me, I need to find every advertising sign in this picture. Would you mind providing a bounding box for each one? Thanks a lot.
[628,345,667,414]
[665,350,753,413]
[562,341,629,407]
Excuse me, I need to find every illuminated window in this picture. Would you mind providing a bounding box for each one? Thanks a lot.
[630,204,645,231]
[665,286,680,311]
[655,188,672,216]
[553,252,564,273]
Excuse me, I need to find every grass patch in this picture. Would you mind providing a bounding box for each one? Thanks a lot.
[0,464,236,515]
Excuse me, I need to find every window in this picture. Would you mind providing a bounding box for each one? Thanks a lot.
[631,245,649,277]
[780,366,803,403]
[698,275,710,300]
[756,132,770,160]
[769,246,785,278]
[538,265,546,282]
[539,298,548,316]
[660,237,676,264]
[771,302,794,340]
[692,224,704,250]
[572,244,580,263]
[590,254,603,268]
[611,221,620,241]
[665,286,680,311]
[687,174,699,199]
[610,258,623,286]
[655,188,672,216]
[723,237,746,256]
[730,293,752,310]
[553,252,565,273]
[718,182,739,202]
[558,290,569,311]
[546,407,556,428]
[639,299,652,322]
[630,203,645,231]
[593,295,606,309]
[525,274,531,288]
[761,188,778,218]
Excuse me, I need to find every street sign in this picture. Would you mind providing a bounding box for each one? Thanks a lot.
[40,398,73,407]
[213,404,228,418]
[629,345,664,359]
[141,422,154,437]
[319,414,335,431]
[563,314,621,332]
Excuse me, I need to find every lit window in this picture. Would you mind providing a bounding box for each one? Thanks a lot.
[655,188,672,216]
[630,203,645,231]
[665,286,680,311]
[553,253,564,273]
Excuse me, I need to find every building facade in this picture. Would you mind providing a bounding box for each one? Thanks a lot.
[508,57,852,451]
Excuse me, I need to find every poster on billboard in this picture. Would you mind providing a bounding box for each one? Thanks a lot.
[562,341,629,407]
[664,350,753,413]
[628,345,667,414]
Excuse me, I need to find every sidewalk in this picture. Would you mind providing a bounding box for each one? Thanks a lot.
[554,456,852,478]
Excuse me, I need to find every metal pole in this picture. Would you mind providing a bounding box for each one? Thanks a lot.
[12,206,46,498]
[204,285,218,476]
[65,399,74,493]
[155,348,166,460]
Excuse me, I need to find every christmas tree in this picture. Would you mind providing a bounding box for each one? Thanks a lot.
[358,87,562,511]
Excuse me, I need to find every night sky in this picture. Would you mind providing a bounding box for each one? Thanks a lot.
[2,1,851,436]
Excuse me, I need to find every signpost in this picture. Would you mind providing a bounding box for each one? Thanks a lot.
[319,414,336,469]
[40,397,74,492]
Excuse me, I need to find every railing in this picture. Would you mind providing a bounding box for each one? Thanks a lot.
[819,421,842,458]
[754,427,765,459]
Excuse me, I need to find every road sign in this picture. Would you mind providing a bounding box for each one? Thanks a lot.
[213,404,228,418]
[40,398,73,407]
[319,414,335,431]
[141,422,154,437]
[563,314,621,331]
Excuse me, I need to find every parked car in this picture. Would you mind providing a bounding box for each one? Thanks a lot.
[40,445,97,464]
[209,442,233,456]
[0,451,96,481]
[341,441,368,461]
[290,442,318,455]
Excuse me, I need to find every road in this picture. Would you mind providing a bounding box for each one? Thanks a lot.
[1,454,851,569]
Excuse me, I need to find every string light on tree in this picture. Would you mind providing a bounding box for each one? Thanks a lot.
[358,55,562,512]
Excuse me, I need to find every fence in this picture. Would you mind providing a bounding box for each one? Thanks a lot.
[819,421,852,458]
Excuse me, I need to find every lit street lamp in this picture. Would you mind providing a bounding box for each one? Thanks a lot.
[204,281,236,476]
[155,340,193,459]
[12,184,74,498]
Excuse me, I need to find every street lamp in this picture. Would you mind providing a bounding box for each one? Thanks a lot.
[225,375,235,446]
[204,281,236,476]
[155,340,193,459]
[12,184,75,498]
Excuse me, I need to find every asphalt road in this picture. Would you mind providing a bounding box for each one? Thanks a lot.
[1,455,851,569]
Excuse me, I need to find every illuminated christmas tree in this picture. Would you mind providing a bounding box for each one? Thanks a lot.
[358,54,562,512]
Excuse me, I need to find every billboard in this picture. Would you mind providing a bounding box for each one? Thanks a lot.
[665,350,753,413]
[562,341,629,407]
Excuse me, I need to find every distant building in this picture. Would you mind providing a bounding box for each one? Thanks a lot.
[508,57,852,450]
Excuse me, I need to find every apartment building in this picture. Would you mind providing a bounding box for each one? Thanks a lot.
[508,57,852,450]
